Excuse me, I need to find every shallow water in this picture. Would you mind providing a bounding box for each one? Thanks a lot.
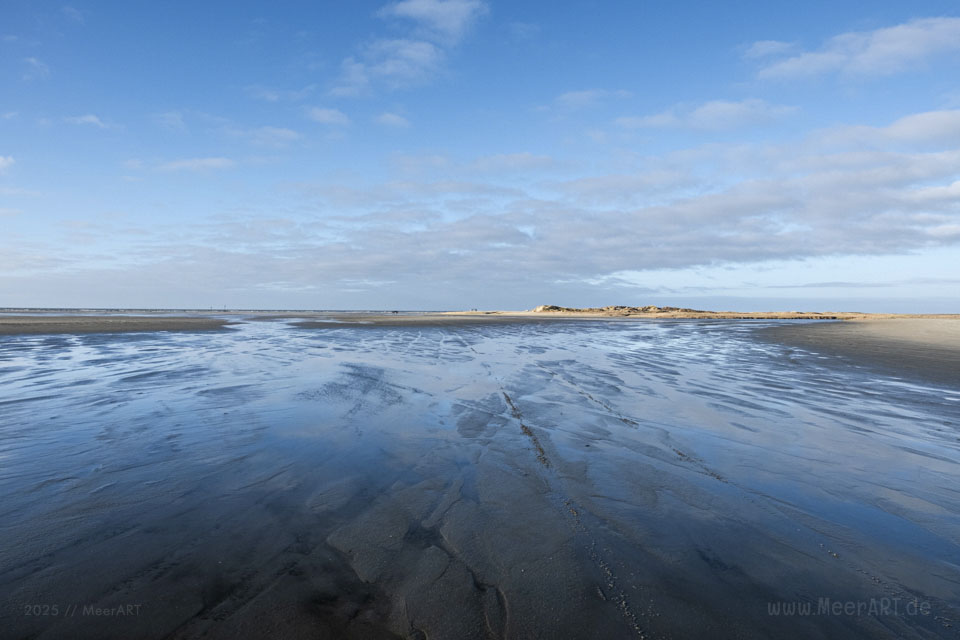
[1,319,958,639]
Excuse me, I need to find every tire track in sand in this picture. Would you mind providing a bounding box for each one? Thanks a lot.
[453,326,652,638]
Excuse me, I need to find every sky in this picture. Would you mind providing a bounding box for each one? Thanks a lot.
[1,0,959,311]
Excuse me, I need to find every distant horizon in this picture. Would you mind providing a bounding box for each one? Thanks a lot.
[1,297,957,314]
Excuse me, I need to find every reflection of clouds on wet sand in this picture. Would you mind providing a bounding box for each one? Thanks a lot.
[0,319,958,638]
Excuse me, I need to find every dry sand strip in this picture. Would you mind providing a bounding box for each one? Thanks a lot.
[294,310,851,328]
[0,315,234,335]
[758,319,960,387]
[294,308,960,328]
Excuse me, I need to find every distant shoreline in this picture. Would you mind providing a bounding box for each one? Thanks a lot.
[2,307,959,336]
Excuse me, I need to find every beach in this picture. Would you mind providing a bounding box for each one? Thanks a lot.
[758,319,960,386]
[0,315,232,335]
[0,313,958,638]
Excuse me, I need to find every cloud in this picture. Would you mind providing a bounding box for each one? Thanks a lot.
[553,169,691,204]
[819,109,960,147]
[743,40,795,59]
[554,89,631,110]
[8,109,960,308]
[617,99,797,131]
[331,39,443,95]
[246,126,301,147]
[157,157,235,172]
[331,1,485,95]
[767,276,960,289]
[245,84,316,102]
[64,114,112,129]
[154,111,186,131]
[0,156,14,173]
[307,107,350,125]
[61,6,85,24]
[385,152,553,176]
[391,153,450,175]
[377,0,488,44]
[376,112,411,127]
[287,110,960,286]
[756,17,960,78]
[22,57,49,80]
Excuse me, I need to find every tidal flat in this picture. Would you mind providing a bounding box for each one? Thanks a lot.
[1,318,958,639]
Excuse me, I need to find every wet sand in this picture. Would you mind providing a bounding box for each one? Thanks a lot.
[1,319,958,639]
[0,315,233,335]
[759,319,960,386]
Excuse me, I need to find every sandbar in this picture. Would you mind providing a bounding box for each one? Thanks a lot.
[0,315,233,335]
[758,319,960,386]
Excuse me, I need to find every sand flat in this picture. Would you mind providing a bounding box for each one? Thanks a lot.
[292,309,960,327]
[758,318,960,386]
[2,318,958,638]
[0,315,233,335]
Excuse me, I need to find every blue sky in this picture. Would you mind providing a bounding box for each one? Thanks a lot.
[1,0,959,310]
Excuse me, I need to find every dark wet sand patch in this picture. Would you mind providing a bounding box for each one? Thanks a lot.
[0,316,235,335]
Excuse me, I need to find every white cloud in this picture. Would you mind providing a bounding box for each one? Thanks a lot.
[553,170,690,204]
[247,126,301,146]
[330,58,372,96]
[386,151,553,176]
[1,112,18,120]
[869,109,960,144]
[154,111,186,131]
[377,0,488,44]
[368,39,442,83]
[331,1,485,95]
[8,108,960,308]
[617,99,797,131]
[157,157,235,172]
[307,107,350,125]
[757,17,960,78]
[905,180,960,203]
[22,57,49,80]
[819,109,960,147]
[0,156,14,173]
[245,84,316,102]
[743,40,795,59]
[376,112,411,127]
[332,39,443,95]
[64,114,111,129]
